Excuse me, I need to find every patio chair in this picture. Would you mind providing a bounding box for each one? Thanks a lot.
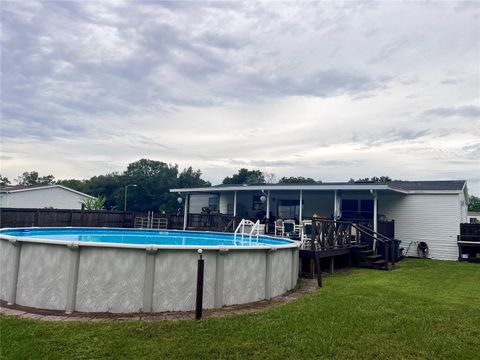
[283,220,296,236]
[275,219,284,236]
[301,220,313,243]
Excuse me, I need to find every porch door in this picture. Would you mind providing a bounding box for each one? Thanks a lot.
[277,199,302,220]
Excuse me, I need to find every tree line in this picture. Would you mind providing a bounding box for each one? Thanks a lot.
[2,159,478,212]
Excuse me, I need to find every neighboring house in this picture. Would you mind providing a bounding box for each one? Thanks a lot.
[467,211,480,224]
[171,180,469,261]
[0,185,95,210]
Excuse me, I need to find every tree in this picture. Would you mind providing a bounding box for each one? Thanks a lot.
[82,196,106,210]
[86,173,123,211]
[16,171,55,185]
[469,195,480,212]
[222,168,265,185]
[0,175,10,185]
[278,176,317,184]
[349,176,393,183]
[177,167,211,188]
[122,159,180,213]
[56,179,89,193]
[263,172,277,184]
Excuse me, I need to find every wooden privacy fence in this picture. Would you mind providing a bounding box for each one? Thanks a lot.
[0,209,236,231]
[0,208,135,228]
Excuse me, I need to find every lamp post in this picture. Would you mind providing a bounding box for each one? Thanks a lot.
[124,184,138,211]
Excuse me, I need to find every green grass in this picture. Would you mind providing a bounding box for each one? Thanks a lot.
[1,259,479,359]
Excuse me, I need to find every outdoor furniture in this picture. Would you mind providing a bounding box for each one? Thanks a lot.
[301,221,313,243]
[275,219,284,236]
[283,220,296,236]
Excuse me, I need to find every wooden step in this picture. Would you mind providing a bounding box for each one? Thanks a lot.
[354,244,369,249]
[360,250,374,255]
[366,254,383,260]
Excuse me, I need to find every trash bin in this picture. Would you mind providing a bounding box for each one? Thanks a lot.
[376,239,401,262]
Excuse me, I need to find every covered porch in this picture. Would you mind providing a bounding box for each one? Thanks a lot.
[169,183,397,237]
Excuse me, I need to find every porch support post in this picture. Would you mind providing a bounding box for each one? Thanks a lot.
[266,190,270,234]
[233,191,237,217]
[183,193,189,230]
[334,190,341,219]
[372,190,378,251]
[266,190,270,219]
[299,190,303,222]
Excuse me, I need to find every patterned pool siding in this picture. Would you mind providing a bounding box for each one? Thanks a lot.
[0,228,299,313]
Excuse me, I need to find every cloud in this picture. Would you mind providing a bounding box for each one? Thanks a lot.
[1,1,479,195]
[423,106,480,118]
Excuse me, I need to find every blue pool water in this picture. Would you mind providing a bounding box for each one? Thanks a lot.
[0,228,293,247]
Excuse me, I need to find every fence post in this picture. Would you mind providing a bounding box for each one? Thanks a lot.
[314,252,322,287]
[195,249,205,320]
[311,219,317,249]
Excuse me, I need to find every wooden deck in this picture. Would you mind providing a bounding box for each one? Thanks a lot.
[299,219,398,285]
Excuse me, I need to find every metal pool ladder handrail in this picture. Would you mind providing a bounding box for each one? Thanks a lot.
[234,219,261,241]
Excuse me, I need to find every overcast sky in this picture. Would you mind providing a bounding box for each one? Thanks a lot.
[1,1,479,194]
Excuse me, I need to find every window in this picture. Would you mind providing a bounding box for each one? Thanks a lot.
[341,199,358,219]
[341,199,374,220]
[360,200,374,219]
[278,199,302,220]
[208,197,219,212]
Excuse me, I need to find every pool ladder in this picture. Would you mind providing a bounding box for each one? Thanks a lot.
[234,219,261,242]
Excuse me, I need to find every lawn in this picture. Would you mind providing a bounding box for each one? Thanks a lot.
[1,259,479,359]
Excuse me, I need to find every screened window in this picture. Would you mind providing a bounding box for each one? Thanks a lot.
[342,199,373,220]
[278,199,302,220]
[208,197,219,212]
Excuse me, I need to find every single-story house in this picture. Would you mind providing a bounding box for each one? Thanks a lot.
[0,185,95,210]
[171,180,469,261]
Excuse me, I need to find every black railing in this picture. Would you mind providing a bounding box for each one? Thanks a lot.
[458,223,480,262]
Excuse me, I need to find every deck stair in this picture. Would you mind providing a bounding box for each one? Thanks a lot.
[302,220,397,284]
[351,223,396,270]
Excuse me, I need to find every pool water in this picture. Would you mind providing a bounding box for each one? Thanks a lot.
[0,228,293,247]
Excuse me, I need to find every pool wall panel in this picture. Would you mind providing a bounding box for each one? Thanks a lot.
[15,243,69,311]
[0,240,15,300]
[223,250,266,306]
[151,250,216,312]
[271,249,293,297]
[75,247,145,313]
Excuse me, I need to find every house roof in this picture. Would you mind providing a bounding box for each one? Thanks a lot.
[0,184,95,199]
[388,180,466,192]
[170,180,467,195]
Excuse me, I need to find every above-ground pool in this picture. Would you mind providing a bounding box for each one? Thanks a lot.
[0,228,299,314]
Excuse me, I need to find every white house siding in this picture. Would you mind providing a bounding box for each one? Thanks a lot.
[219,193,233,214]
[378,193,464,260]
[460,190,468,223]
[2,187,89,210]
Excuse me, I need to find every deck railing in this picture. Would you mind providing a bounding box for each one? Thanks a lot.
[457,223,480,262]
[309,219,395,269]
